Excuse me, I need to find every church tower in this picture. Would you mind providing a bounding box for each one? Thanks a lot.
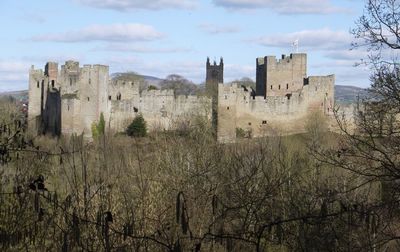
[206,57,223,95]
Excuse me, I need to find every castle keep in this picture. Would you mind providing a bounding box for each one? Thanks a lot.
[28,53,334,142]
[218,53,334,142]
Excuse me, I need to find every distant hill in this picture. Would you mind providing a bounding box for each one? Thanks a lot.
[111,72,165,87]
[141,75,164,87]
[335,85,369,105]
[0,90,28,103]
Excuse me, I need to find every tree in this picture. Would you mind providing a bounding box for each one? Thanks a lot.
[160,74,200,96]
[314,0,400,249]
[126,114,147,137]
[351,0,400,106]
[91,112,105,138]
[348,0,400,186]
[233,77,256,90]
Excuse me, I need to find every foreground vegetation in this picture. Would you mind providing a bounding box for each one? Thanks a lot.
[0,98,397,251]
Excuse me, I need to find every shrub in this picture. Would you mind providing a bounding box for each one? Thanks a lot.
[147,85,159,91]
[236,127,246,138]
[126,114,147,137]
[91,113,105,138]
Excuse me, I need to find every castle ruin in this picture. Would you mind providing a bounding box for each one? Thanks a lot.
[28,53,334,142]
[28,61,210,138]
[217,53,334,142]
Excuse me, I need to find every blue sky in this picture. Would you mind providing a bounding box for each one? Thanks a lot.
[0,0,370,92]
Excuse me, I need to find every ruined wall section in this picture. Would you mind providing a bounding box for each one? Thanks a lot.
[28,67,45,132]
[302,75,335,114]
[43,89,61,136]
[256,58,266,97]
[59,61,80,135]
[110,89,211,133]
[78,64,109,137]
[217,75,335,142]
[264,53,307,97]
[108,80,139,101]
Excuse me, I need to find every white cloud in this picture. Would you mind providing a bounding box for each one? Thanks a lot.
[324,49,369,61]
[213,0,348,14]
[252,28,352,50]
[198,23,241,34]
[74,0,197,10]
[0,60,31,92]
[31,23,164,43]
[95,43,192,53]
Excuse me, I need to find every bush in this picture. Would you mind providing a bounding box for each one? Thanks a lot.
[91,113,105,138]
[147,85,159,91]
[236,127,246,138]
[126,114,147,137]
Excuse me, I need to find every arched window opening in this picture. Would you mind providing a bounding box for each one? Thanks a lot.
[37,81,40,88]
[51,80,55,88]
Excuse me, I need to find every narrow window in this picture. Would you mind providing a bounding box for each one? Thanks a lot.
[248,122,251,126]
[87,97,90,101]
[270,85,272,90]
[70,78,72,86]
[108,96,111,100]
[278,85,281,90]
[227,106,230,110]
[262,120,267,124]
[89,78,91,84]
[133,107,138,112]
[51,80,55,88]
[67,105,70,111]
[37,81,39,88]
[286,83,289,89]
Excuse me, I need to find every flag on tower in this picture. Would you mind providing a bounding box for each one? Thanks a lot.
[292,39,299,53]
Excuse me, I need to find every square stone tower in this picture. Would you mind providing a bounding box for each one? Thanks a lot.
[256,53,307,97]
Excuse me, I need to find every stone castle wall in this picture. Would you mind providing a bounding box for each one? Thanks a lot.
[29,61,210,137]
[218,53,334,143]
[110,88,211,133]
[28,53,335,141]
[218,75,335,142]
